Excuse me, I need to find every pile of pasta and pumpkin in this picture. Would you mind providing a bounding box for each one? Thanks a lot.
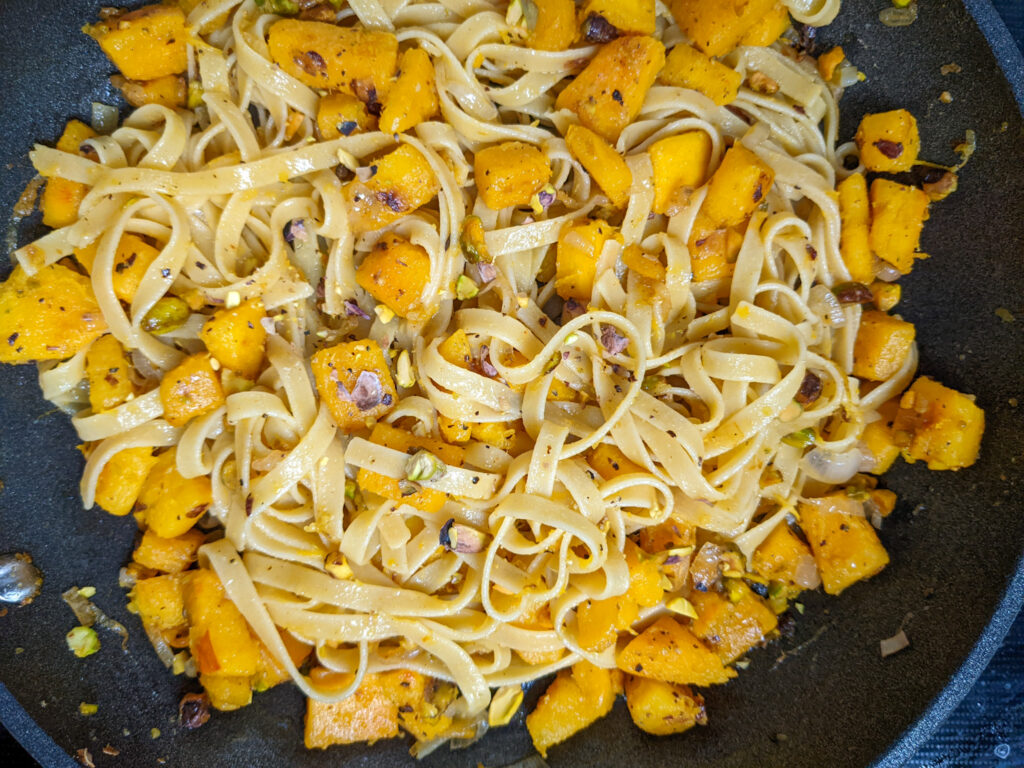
[0,0,985,759]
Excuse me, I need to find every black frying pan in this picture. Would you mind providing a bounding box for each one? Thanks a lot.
[1,1,1023,766]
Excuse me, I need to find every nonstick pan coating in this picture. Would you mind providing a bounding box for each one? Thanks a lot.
[1,1,1023,766]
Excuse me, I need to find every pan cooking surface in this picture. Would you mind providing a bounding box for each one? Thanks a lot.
[1,1,1022,766]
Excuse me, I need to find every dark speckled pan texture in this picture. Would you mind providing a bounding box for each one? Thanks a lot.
[1,1,1022,766]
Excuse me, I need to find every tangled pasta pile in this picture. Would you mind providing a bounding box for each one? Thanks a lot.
[0,0,985,757]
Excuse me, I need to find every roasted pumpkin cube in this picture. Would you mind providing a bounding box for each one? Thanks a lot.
[751,521,815,588]
[137,449,212,538]
[581,0,656,36]
[526,661,618,758]
[648,131,713,215]
[617,616,736,686]
[379,47,438,134]
[87,5,188,80]
[356,422,464,513]
[739,2,791,46]
[624,539,664,609]
[344,144,439,235]
[555,35,665,143]
[837,173,874,285]
[267,20,398,101]
[871,281,901,312]
[94,446,160,517]
[86,335,136,413]
[687,212,744,282]
[305,672,401,748]
[200,674,253,712]
[355,234,431,319]
[555,218,616,301]
[316,93,376,140]
[799,494,890,595]
[133,574,187,630]
[311,340,398,431]
[0,263,107,364]
[817,45,846,82]
[474,141,551,210]
[576,595,621,652]
[185,569,261,678]
[565,125,632,208]
[113,74,186,108]
[669,0,777,57]
[853,310,915,382]
[56,119,97,154]
[702,144,774,228]
[199,298,267,378]
[75,233,162,304]
[624,676,707,736]
[861,406,902,475]
[512,603,565,666]
[587,443,645,480]
[659,44,742,106]
[855,109,920,173]
[132,528,205,573]
[471,421,523,452]
[621,245,665,281]
[528,0,577,51]
[869,179,930,274]
[160,353,226,427]
[252,631,314,692]
[892,376,984,470]
[40,177,88,229]
[690,583,777,663]
[436,329,474,442]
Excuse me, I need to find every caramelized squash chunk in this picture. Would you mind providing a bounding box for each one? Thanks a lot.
[94,446,160,517]
[267,20,398,101]
[701,144,775,228]
[528,0,577,51]
[669,0,777,57]
[200,674,253,712]
[355,234,432,319]
[311,340,398,431]
[565,125,632,208]
[837,172,875,285]
[581,0,657,36]
[892,376,984,470]
[869,179,930,274]
[855,109,920,173]
[648,131,713,215]
[751,522,815,588]
[379,47,438,134]
[133,573,187,630]
[316,93,376,140]
[40,119,97,228]
[199,298,267,378]
[526,661,619,758]
[0,264,107,364]
[617,616,736,686]
[853,310,916,382]
[344,145,439,235]
[799,494,890,595]
[137,449,212,538]
[739,2,791,46]
[113,74,186,108]
[304,672,401,748]
[555,218,616,301]
[88,5,189,81]
[75,233,162,304]
[659,44,742,106]
[86,335,136,413]
[690,584,777,664]
[185,568,261,679]
[624,676,707,736]
[475,141,551,210]
[159,353,226,427]
[555,36,665,143]
[132,528,205,573]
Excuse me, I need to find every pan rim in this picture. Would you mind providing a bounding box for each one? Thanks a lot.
[2,1,1023,767]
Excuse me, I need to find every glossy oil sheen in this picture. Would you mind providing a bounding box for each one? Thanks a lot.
[0,2,1022,767]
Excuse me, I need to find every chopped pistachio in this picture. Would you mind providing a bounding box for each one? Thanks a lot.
[66,626,100,658]
[141,296,189,335]
[406,450,447,482]
[324,552,353,579]
[373,304,395,324]
[666,597,699,619]
[455,275,479,301]
[398,479,421,496]
[396,349,416,389]
[344,479,357,500]
[782,428,816,449]
[77,586,96,599]
[459,215,491,264]
[79,702,98,716]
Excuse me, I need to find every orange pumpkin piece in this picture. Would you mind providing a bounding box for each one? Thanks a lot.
[199,298,268,378]
[311,340,398,432]
[75,233,162,304]
[94,446,160,517]
[892,376,984,471]
[617,616,737,686]
[132,573,187,630]
[343,145,439,235]
[85,335,136,413]
[853,310,916,382]
[355,234,432,319]
[690,583,778,664]
[624,675,707,736]
[87,4,189,81]
[136,448,212,538]
[525,661,620,757]
[751,522,816,588]
[185,569,261,678]
[132,528,205,573]
[474,141,551,210]
[798,494,890,595]
[159,353,226,427]
[304,672,402,748]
